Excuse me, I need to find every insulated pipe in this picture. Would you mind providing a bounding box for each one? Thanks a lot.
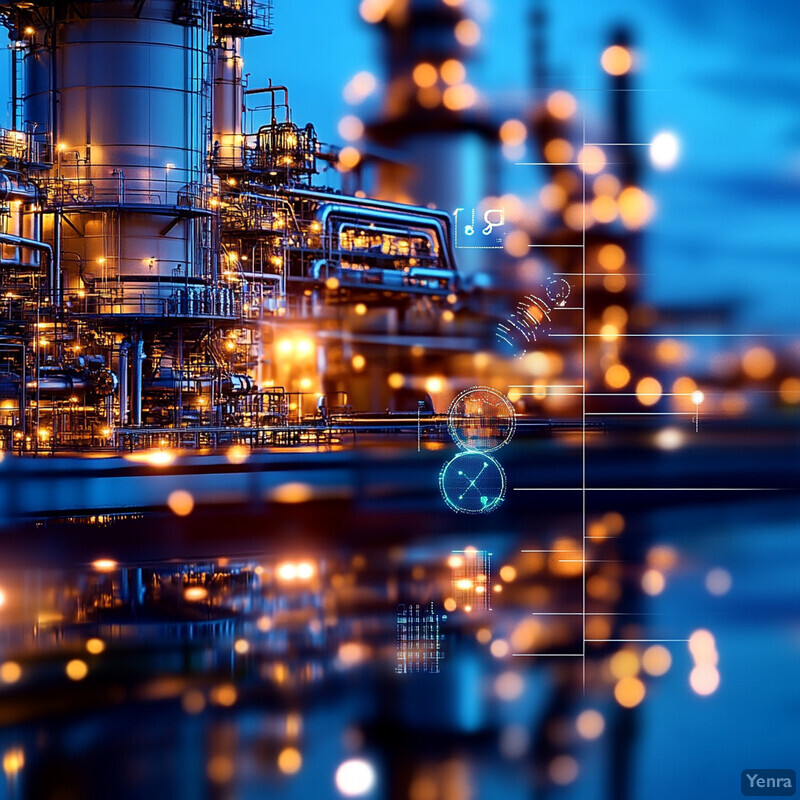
[0,233,55,302]
[0,174,39,202]
[312,203,457,277]
[130,334,145,427]
[26,374,88,396]
[285,187,458,271]
[118,339,130,426]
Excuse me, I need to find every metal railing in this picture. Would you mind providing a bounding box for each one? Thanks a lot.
[0,127,53,167]
[70,284,240,319]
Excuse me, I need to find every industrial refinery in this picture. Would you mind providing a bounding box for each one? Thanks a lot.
[0,0,460,451]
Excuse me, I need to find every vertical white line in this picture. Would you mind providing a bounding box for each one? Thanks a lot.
[581,111,587,693]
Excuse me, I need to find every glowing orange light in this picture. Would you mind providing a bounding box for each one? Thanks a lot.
[442,83,476,110]
[499,119,527,146]
[440,59,466,86]
[577,145,606,175]
[601,45,633,76]
[454,19,481,47]
[545,90,576,120]
[636,377,662,406]
[614,676,645,708]
[338,146,361,171]
[412,62,437,88]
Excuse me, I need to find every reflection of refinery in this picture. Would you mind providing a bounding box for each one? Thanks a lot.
[0,0,459,450]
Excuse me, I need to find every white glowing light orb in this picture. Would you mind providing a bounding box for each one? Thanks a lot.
[650,131,680,170]
[335,758,377,796]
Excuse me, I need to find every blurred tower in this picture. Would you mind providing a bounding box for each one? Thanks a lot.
[362,0,498,276]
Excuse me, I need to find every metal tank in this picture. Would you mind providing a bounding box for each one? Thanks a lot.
[21,0,214,315]
[213,35,244,169]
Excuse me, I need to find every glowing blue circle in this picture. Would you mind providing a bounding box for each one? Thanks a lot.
[439,451,506,514]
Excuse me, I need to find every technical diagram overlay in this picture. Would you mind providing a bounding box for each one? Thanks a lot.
[447,385,517,452]
[439,451,506,514]
[495,277,571,358]
[395,602,445,674]
[506,111,727,693]
[453,206,508,249]
[449,549,492,612]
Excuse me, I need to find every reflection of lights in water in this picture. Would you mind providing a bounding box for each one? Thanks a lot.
[184,586,208,601]
[335,758,377,797]
[337,642,368,668]
[256,615,273,632]
[2,748,24,776]
[206,755,235,784]
[498,724,530,759]
[296,561,315,579]
[123,449,175,466]
[271,483,313,504]
[278,747,303,775]
[226,445,249,464]
[66,659,88,681]
[167,489,194,516]
[181,690,205,715]
[549,754,579,785]
[0,661,22,684]
[277,561,316,582]
[209,684,237,707]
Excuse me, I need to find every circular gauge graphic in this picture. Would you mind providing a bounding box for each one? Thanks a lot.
[545,276,571,307]
[447,386,517,452]
[439,451,506,514]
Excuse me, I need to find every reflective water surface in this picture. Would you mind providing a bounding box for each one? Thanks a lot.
[0,437,798,800]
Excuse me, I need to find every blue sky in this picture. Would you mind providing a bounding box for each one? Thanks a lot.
[255,0,800,332]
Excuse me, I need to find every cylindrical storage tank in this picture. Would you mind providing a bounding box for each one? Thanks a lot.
[212,36,244,168]
[23,0,214,314]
